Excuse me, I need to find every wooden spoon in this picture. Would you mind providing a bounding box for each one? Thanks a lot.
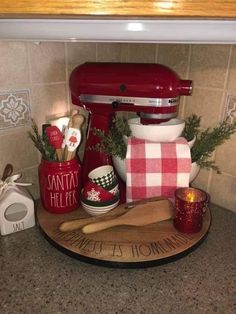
[59,196,167,232]
[82,199,173,234]
[59,206,127,232]
[72,113,85,129]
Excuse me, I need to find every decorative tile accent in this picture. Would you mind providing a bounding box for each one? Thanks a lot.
[223,94,236,123]
[0,90,31,130]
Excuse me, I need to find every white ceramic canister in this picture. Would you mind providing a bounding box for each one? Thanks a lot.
[0,186,35,236]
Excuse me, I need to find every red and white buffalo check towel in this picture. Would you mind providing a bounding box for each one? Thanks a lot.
[125,137,191,203]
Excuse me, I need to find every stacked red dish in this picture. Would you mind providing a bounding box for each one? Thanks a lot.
[81,166,120,216]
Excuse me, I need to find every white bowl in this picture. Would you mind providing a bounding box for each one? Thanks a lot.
[112,156,127,182]
[112,156,200,184]
[83,208,108,216]
[128,117,185,142]
[188,136,196,149]
[81,200,119,216]
[189,162,200,183]
[123,135,195,148]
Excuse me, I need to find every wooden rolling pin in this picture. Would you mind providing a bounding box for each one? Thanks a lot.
[59,205,128,232]
[59,196,168,232]
[82,199,173,234]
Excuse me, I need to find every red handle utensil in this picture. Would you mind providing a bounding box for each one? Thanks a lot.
[45,126,64,161]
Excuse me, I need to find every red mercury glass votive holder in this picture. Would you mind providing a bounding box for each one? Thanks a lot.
[174,187,208,234]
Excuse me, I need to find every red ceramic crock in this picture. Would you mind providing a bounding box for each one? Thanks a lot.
[38,158,81,214]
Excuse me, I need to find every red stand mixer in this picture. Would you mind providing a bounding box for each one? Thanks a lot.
[69,62,193,201]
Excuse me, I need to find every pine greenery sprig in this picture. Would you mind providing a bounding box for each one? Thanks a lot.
[182,114,201,141]
[89,116,131,160]
[28,119,57,161]
[89,114,236,172]
[191,118,236,171]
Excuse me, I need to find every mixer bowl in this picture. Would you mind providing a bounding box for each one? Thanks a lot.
[112,156,200,184]
[128,117,185,142]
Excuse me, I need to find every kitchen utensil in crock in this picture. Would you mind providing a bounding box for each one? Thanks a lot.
[82,198,173,234]
[65,113,85,161]
[45,126,64,161]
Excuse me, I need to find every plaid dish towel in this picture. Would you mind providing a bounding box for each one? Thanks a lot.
[125,137,191,203]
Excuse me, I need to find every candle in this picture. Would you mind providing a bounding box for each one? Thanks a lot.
[174,187,208,234]
[186,191,196,202]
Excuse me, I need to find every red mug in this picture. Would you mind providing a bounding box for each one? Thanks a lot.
[174,187,208,234]
[38,158,81,214]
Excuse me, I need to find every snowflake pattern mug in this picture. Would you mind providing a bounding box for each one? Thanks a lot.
[82,181,115,203]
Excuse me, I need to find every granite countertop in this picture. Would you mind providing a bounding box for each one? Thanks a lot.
[1,204,235,314]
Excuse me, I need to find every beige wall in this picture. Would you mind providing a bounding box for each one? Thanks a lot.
[0,42,236,212]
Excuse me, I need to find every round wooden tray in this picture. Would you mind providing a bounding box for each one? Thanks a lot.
[37,201,211,268]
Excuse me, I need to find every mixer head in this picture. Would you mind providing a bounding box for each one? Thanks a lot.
[69,62,193,124]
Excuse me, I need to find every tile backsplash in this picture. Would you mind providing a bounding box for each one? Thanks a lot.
[0,41,236,212]
[0,89,31,129]
[224,94,236,122]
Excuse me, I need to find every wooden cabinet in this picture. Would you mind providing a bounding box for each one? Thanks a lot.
[0,0,236,18]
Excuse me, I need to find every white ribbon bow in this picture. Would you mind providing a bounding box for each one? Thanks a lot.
[0,174,32,199]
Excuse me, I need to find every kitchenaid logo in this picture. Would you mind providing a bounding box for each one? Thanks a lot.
[46,171,79,208]
[168,98,178,103]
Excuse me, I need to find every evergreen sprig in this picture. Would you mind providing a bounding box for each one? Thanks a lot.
[191,118,236,171]
[182,114,201,141]
[28,119,57,161]
[89,114,236,172]
[89,116,131,159]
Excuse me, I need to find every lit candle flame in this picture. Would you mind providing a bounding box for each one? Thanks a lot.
[186,192,196,202]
